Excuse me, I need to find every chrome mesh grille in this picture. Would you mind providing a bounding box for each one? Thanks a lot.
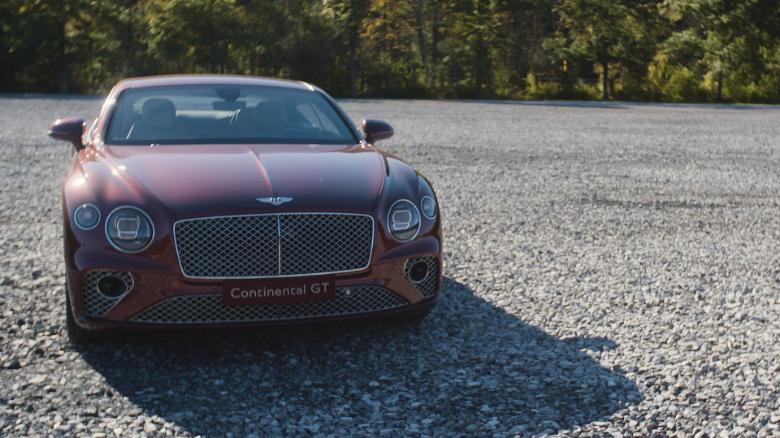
[405,256,440,298]
[175,215,278,277]
[81,270,134,317]
[174,213,374,279]
[131,286,407,324]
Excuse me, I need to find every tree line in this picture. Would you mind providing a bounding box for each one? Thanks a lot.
[2,0,780,102]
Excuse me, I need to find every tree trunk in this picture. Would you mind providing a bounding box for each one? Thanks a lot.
[716,69,724,102]
[430,3,442,91]
[208,0,216,73]
[122,2,134,77]
[474,34,485,98]
[602,60,609,101]
[349,43,359,97]
[412,0,428,84]
[473,0,487,98]
[57,20,69,93]
[347,0,369,97]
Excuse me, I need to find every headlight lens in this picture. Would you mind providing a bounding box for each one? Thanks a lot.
[421,196,437,219]
[73,204,100,230]
[105,206,154,253]
[387,199,421,242]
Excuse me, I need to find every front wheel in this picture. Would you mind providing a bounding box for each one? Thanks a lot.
[65,285,100,344]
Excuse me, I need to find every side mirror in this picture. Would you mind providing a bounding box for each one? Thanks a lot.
[362,119,393,144]
[48,118,86,150]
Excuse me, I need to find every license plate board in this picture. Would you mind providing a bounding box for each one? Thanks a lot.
[223,277,335,307]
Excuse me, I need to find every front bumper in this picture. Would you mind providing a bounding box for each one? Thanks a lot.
[66,237,441,330]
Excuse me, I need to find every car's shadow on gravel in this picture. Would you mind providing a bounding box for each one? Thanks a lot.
[78,278,642,436]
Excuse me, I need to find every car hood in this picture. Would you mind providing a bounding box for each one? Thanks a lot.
[87,144,386,218]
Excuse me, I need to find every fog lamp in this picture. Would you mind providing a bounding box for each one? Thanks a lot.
[421,196,436,219]
[73,204,100,230]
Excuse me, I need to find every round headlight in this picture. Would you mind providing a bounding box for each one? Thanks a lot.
[421,196,437,219]
[105,206,154,253]
[387,199,421,242]
[73,204,100,230]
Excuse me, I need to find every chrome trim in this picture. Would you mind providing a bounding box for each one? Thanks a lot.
[73,203,101,231]
[130,286,408,324]
[276,215,282,275]
[403,256,439,298]
[96,274,130,298]
[421,195,437,220]
[403,258,429,284]
[386,199,421,242]
[104,205,155,254]
[81,270,135,317]
[257,196,294,206]
[102,273,134,315]
[172,212,376,280]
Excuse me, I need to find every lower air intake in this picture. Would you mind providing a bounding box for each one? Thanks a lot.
[131,286,408,324]
[81,270,134,317]
[405,256,440,298]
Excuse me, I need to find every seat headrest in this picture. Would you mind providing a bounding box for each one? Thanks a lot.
[140,98,176,129]
[253,100,288,132]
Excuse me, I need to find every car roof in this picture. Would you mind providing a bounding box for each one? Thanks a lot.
[113,75,316,92]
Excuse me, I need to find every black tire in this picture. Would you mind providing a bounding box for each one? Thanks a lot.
[65,285,100,344]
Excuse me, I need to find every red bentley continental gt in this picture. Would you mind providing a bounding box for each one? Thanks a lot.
[48,75,442,342]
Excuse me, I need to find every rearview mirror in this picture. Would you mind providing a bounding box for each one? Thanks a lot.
[48,118,86,150]
[362,119,393,144]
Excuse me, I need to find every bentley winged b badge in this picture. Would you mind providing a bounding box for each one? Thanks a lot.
[257,196,294,206]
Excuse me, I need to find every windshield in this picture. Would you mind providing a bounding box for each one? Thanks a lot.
[105,85,357,145]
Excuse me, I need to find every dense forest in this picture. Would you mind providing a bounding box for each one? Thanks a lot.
[1,0,780,102]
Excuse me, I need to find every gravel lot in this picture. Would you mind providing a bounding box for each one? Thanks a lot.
[1,95,780,436]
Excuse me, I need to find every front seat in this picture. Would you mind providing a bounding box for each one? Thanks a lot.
[127,98,183,140]
[252,100,289,137]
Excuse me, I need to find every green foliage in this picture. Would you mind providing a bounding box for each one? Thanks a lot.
[524,73,598,100]
[648,55,708,101]
[660,0,780,102]
[548,0,664,100]
[1,0,780,102]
